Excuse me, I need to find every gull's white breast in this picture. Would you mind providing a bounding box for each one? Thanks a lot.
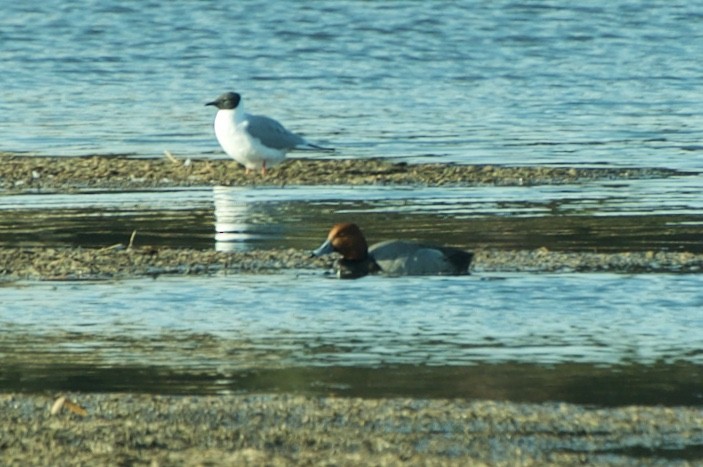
[213,109,285,169]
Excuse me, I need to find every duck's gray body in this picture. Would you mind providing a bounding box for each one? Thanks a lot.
[369,240,473,276]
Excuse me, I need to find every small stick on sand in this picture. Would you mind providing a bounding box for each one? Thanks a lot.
[50,395,88,417]
[128,230,137,250]
[97,243,125,252]
[163,150,179,164]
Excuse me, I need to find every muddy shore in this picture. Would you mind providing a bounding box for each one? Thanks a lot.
[2,393,701,466]
[1,246,702,281]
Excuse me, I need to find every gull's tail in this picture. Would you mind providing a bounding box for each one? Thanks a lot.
[297,142,335,152]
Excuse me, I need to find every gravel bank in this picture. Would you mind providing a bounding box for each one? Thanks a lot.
[3,154,700,280]
[2,393,701,466]
[1,246,702,281]
[0,153,689,192]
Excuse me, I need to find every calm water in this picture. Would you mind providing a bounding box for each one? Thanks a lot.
[1,179,702,251]
[2,273,702,404]
[4,273,703,366]
[2,1,703,169]
[2,1,703,403]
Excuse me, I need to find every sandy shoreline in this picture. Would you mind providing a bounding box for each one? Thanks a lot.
[0,153,692,192]
[2,392,701,466]
[2,153,701,280]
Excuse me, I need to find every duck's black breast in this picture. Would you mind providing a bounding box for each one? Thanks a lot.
[336,257,381,279]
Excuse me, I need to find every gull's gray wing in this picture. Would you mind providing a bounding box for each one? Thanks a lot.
[244,113,306,150]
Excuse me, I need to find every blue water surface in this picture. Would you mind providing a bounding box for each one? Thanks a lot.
[2,273,702,369]
[1,1,703,168]
[2,1,703,403]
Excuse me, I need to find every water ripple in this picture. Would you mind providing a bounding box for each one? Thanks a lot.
[2,274,702,369]
[1,1,702,169]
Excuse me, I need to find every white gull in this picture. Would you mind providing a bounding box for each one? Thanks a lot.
[206,92,333,174]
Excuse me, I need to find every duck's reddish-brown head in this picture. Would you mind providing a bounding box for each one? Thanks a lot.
[312,223,369,261]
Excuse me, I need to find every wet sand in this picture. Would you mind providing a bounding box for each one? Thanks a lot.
[2,393,702,466]
[1,246,702,281]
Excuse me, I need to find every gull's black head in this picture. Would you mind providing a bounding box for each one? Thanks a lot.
[206,92,241,110]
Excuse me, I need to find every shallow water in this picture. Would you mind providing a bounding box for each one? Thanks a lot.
[2,181,702,402]
[5,273,703,366]
[3,1,703,403]
[2,273,702,404]
[2,1,703,170]
[2,178,702,252]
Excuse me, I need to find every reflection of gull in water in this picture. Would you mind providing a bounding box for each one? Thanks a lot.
[213,186,283,252]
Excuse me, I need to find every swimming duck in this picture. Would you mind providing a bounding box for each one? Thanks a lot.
[312,223,473,278]
[206,92,333,175]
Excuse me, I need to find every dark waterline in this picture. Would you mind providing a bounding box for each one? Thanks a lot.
[3,362,701,407]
